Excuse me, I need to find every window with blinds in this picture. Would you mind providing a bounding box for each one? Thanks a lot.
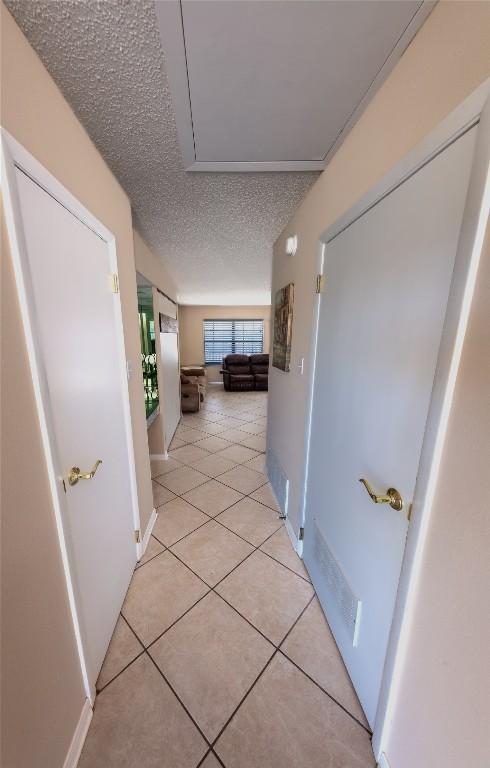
[203,319,264,364]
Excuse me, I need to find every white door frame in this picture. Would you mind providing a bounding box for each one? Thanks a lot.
[299,79,490,758]
[1,129,141,701]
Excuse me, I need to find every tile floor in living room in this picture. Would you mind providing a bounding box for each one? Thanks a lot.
[78,387,375,768]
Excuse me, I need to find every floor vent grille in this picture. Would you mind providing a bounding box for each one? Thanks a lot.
[313,521,362,646]
[265,449,289,518]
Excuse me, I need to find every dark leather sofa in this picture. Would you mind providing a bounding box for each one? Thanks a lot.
[221,354,269,391]
[250,354,269,390]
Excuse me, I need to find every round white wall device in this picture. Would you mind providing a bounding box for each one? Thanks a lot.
[285,235,298,256]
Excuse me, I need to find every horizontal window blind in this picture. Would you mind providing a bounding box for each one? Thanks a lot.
[203,319,264,364]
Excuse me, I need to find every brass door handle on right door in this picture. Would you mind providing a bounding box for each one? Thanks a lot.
[359,478,403,511]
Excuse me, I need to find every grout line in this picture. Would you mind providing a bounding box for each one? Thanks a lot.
[276,648,372,736]
[167,540,251,592]
[153,485,309,585]
[95,647,146,696]
[141,523,292,654]
[154,469,268,513]
[136,550,366,732]
[195,750,211,768]
[213,514,284,549]
[146,650,213,748]
[98,398,370,753]
[210,750,227,768]
[210,649,280,750]
[212,590,283,649]
[140,585,212,652]
[209,596,316,751]
[278,594,316,647]
[151,515,213,551]
[258,548,312,584]
[134,546,166,571]
[158,422,367,734]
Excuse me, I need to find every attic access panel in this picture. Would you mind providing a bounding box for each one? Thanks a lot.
[155,0,433,172]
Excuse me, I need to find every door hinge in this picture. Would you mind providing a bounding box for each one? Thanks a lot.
[110,273,119,294]
[315,274,325,294]
[299,526,305,541]
[134,529,141,544]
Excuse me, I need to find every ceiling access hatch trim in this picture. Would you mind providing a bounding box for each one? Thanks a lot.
[155,0,436,173]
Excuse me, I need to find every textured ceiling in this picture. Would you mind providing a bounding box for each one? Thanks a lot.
[5,0,318,304]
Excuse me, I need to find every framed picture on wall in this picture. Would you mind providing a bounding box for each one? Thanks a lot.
[272,283,294,372]
[160,313,178,334]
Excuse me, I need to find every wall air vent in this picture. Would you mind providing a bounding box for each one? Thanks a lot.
[313,521,362,646]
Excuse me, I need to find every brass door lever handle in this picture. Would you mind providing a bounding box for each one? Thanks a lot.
[359,478,403,512]
[68,459,102,486]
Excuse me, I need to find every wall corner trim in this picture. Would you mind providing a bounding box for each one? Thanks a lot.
[138,507,158,560]
[62,698,92,768]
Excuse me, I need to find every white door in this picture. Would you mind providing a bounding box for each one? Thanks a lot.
[303,126,477,726]
[15,170,137,693]
[161,329,181,447]
[158,295,181,448]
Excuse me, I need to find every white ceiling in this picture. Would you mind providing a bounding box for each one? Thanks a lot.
[5,0,431,304]
[157,0,427,172]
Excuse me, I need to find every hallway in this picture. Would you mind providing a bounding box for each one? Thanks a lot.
[79,389,374,768]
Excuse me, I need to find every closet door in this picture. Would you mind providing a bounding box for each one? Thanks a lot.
[303,126,477,726]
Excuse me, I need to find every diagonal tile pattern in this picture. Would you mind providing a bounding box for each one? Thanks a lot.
[215,550,314,645]
[216,496,283,546]
[217,464,267,494]
[80,655,207,768]
[122,550,209,646]
[260,525,310,581]
[135,535,165,568]
[215,653,374,768]
[96,616,143,691]
[168,443,212,464]
[182,478,244,516]
[190,453,238,478]
[150,592,274,740]
[171,519,254,587]
[158,465,209,495]
[215,444,260,464]
[250,481,280,511]
[151,480,175,508]
[81,388,373,768]
[152,497,209,547]
[280,597,369,727]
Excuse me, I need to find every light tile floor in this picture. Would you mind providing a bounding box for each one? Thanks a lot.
[79,388,375,768]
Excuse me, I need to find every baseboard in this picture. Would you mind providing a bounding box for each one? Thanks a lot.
[138,508,157,560]
[285,516,303,558]
[377,753,391,768]
[62,698,92,768]
[150,453,168,460]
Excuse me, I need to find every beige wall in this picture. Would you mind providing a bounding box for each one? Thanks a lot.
[0,5,173,765]
[269,2,490,765]
[134,229,177,302]
[383,224,490,767]
[179,305,271,382]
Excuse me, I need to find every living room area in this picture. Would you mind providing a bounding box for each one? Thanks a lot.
[177,304,272,412]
